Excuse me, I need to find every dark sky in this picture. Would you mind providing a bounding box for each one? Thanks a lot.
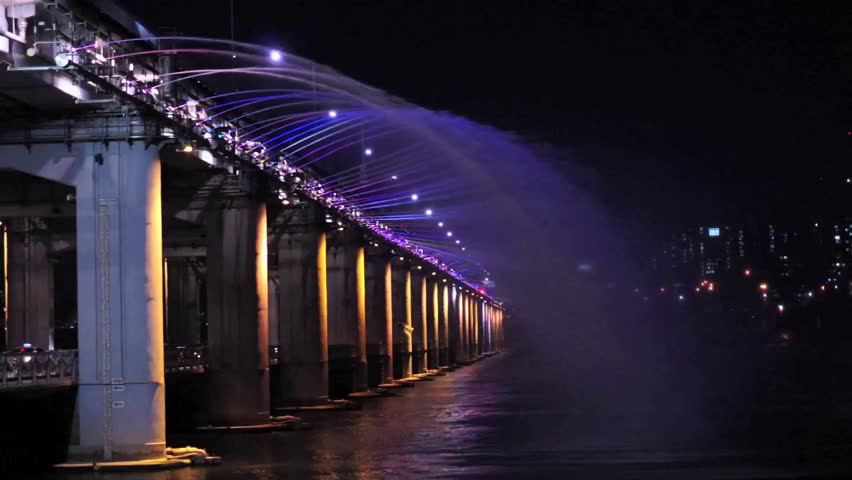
[124,0,852,231]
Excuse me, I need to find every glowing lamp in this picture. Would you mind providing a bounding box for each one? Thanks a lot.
[447,231,453,237]
[744,268,751,277]
[182,145,193,153]
[425,209,433,216]
[455,239,460,244]
[270,50,283,61]
[328,110,338,118]
[364,148,373,156]
[759,283,768,291]
[438,222,444,227]
[411,194,419,201]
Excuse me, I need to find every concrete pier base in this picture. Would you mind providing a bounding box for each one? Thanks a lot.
[205,191,270,426]
[326,231,367,397]
[277,206,329,406]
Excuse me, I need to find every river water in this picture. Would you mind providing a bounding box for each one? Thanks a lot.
[39,343,852,479]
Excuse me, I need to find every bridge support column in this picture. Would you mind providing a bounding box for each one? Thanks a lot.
[448,286,461,365]
[427,277,439,370]
[0,143,169,462]
[205,192,270,426]
[440,283,450,367]
[5,218,53,350]
[365,249,393,387]
[391,260,412,379]
[164,258,201,346]
[410,269,427,373]
[474,298,481,357]
[467,295,476,359]
[327,230,367,397]
[278,205,328,405]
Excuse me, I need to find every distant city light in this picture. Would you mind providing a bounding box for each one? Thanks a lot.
[269,50,283,61]
[364,148,373,156]
[411,194,419,201]
[391,175,398,180]
[447,231,453,237]
[759,283,769,291]
[438,222,444,227]
[678,295,685,301]
[328,110,338,118]
[182,145,193,153]
[461,247,466,251]
[744,268,752,277]
[425,209,433,216]
[777,304,784,313]
[708,227,720,237]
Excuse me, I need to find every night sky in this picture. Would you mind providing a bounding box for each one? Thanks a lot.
[122,0,852,253]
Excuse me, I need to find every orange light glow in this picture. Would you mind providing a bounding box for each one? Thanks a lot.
[759,283,769,291]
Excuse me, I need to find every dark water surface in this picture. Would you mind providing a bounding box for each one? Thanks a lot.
[49,350,852,479]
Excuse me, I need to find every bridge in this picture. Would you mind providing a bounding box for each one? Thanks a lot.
[0,0,506,466]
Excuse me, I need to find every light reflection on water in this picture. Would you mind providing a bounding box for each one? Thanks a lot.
[51,351,852,479]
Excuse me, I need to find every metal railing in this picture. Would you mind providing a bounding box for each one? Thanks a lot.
[164,345,207,374]
[0,350,77,388]
[0,345,286,388]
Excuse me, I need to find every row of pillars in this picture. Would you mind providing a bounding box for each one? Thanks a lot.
[0,144,505,462]
[197,199,504,424]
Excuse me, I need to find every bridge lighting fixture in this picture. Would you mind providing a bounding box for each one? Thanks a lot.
[447,231,453,237]
[411,194,419,201]
[438,222,444,227]
[364,148,373,156]
[417,265,422,270]
[391,175,398,180]
[462,247,466,251]
[425,209,433,216]
[455,240,460,244]
[328,110,338,118]
[182,145,193,153]
[269,50,283,61]
[759,282,769,291]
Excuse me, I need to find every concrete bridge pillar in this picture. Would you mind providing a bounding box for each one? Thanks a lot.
[426,276,440,370]
[205,191,270,426]
[326,230,367,397]
[474,298,481,357]
[469,295,477,359]
[488,304,495,353]
[391,259,412,379]
[365,248,393,387]
[448,286,461,365]
[410,269,427,373]
[440,283,450,367]
[5,218,54,350]
[458,291,468,362]
[0,143,168,462]
[164,258,202,346]
[277,204,328,405]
